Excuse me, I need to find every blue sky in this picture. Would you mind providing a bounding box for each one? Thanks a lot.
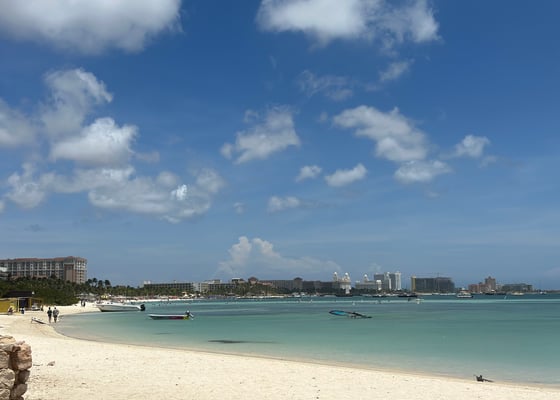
[1,0,559,289]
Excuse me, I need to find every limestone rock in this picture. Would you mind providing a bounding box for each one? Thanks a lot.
[0,369,15,389]
[0,352,9,370]
[0,336,31,399]
[11,344,32,371]
[16,370,30,384]
[0,387,10,400]
[0,337,15,346]
[11,383,27,397]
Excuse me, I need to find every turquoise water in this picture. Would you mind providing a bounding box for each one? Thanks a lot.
[55,295,560,386]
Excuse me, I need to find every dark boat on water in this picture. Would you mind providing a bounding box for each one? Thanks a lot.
[149,311,194,320]
[329,310,371,319]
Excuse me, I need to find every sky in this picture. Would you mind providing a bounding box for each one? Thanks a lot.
[1,0,559,289]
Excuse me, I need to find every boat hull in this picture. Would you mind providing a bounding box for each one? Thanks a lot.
[96,303,145,312]
[329,310,371,318]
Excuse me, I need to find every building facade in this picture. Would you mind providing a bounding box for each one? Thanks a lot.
[411,276,455,293]
[372,272,402,291]
[355,271,402,292]
[0,257,87,284]
[143,281,195,293]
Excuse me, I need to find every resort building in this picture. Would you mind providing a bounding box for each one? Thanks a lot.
[332,272,352,294]
[410,276,455,293]
[373,272,402,291]
[500,283,533,293]
[354,274,381,292]
[355,271,402,292]
[142,281,195,293]
[468,276,498,293]
[0,256,87,284]
[484,276,497,292]
[260,278,303,292]
[256,278,334,294]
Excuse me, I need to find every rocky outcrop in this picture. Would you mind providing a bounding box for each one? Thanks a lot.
[0,336,32,400]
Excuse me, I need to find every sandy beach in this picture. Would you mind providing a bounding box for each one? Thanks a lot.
[0,304,558,400]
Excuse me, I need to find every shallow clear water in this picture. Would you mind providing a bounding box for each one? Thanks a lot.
[55,295,560,386]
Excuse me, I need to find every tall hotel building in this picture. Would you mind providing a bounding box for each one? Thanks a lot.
[0,257,87,284]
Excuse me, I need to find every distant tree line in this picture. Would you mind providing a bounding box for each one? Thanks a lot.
[0,276,141,305]
[0,277,283,305]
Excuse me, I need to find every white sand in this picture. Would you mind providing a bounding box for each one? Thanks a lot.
[1,304,559,400]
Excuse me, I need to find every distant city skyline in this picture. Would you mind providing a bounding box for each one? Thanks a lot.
[141,272,536,292]
[1,1,559,289]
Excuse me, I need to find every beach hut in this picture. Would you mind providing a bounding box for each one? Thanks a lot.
[0,291,43,313]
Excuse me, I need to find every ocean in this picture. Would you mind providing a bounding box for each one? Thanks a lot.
[55,294,560,387]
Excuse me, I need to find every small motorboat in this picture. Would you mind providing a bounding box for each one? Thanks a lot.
[96,302,146,312]
[149,311,194,320]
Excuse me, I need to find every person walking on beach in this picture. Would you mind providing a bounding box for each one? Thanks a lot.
[53,307,59,323]
[47,307,53,323]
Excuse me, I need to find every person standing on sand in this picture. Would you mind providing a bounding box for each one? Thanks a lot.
[47,307,53,323]
[53,307,59,323]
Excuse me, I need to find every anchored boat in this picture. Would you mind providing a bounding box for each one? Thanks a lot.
[329,310,371,318]
[149,311,194,320]
[96,302,146,312]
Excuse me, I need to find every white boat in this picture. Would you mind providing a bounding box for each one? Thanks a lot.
[96,302,146,312]
[456,291,473,298]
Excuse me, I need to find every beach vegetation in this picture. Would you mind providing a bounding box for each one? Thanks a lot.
[0,276,287,304]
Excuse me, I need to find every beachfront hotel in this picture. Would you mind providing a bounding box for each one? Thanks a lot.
[0,256,87,284]
[354,272,402,292]
[410,276,455,293]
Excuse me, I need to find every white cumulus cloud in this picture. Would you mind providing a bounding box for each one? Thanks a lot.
[379,60,413,83]
[46,167,136,194]
[325,163,367,187]
[49,118,137,166]
[0,0,182,54]
[233,202,246,214]
[256,0,439,48]
[296,165,322,182]
[334,106,428,162]
[171,184,188,201]
[221,108,301,163]
[454,135,490,158]
[297,70,354,101]
[0,67,224,223]
[5,163,49,209]
[394,160,451,184]
[0,99,36,147]
[41,68,113,137]
[268,196,302,212]
[217,236,341,279]
[195,168,226,194]
[4,163,224,223]
[86,168,224,223]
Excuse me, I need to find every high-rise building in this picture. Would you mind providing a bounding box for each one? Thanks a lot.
[373,271,402,291]
[333,272,352,294]
[484,276,497,292]
[354,274,381,291]
[0,257,87,284]
[411,276,455,293]
[393,271,402,291]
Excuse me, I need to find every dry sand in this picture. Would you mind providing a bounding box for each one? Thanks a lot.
[1,303,558,400]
